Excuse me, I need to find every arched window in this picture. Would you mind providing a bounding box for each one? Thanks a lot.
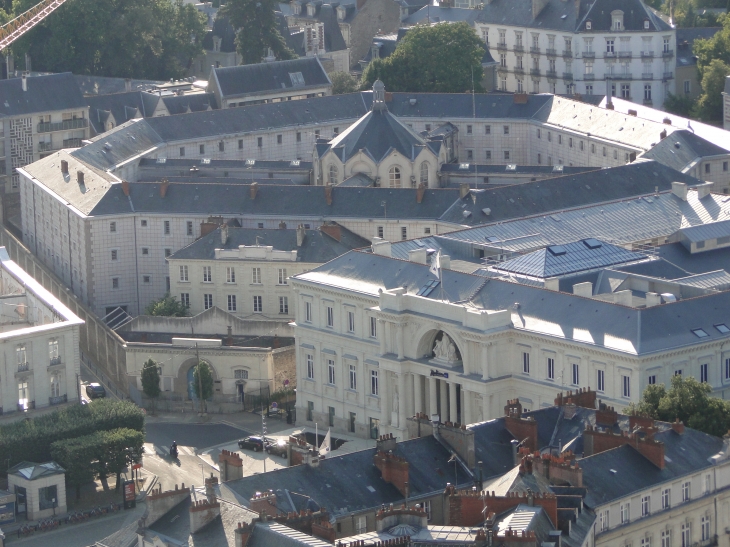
[389,166,401,188]
[420,162,429,185]
[328,164,338,185]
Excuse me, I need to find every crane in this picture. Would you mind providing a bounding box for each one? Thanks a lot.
[0,0,70,51]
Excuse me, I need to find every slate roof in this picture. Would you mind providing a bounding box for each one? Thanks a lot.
[86,91,147,134]
[248,521,335,547]
[676,27,721,68]
[0,73,86,118]
[160,92,217,115]
[439,164,597,176]
[641,130,730,172]
[202,16,237,53]
[324,108,432,163]
[317,4,348,52]
[678,218,730,243]
[493,239,646,279]
[222,435,472,518]
[70,119,164,171]
[74,75,164,96]
[212,57,331,99]
[581,427,725,507]
[8,461,65,480]
[168,225,370,263]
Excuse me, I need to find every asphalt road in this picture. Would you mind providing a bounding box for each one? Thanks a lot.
[145,422,250,450]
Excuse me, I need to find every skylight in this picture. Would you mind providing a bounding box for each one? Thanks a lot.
[583,238,602,249]
[691,328,709,338]
[289,72,305,87]
[417,279,440,297]
[715,324,730,334]
[156,157,167,164]
[459,163,470,170]
[201,158,211,164]
[547,245,567,256]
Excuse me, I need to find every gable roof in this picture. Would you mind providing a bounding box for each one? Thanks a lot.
[641,130,730,171]
[86,91,148,134]
[0,73,86,118]
[212,57,331,99]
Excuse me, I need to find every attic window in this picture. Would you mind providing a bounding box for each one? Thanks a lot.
[715,324,730,334]
[201,158,211,164]
[156,157,167,164]
[486,236,500,243]
[459,163,470,170]
[416,279,440,297]
[644,19,650,29]
[290,160,301,167]
[547,245,567,256]
[289,72,305,87]
[691,328,709,338]
[586,21,592,30]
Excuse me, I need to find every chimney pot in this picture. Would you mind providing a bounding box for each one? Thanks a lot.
[122,179,130,196]
[160,178,169,197]
[60,160,68,175]
[21,72,27,92]
[77,171,84,185]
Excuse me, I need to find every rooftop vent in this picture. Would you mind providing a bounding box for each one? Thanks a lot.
[409,98,417,105]
[552,165,564,172]
[482,207,491,216]
[103,142,112,150]
[547,245,566,256]
[583,238,602,249]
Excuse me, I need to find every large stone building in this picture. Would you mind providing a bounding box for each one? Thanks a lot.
[406,0,677,107]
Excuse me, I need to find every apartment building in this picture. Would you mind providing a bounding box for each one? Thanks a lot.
[0,247,83,418]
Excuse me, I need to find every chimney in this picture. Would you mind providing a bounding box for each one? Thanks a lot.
[235,522,253,547]
[645,292,661,307]
[605,83,613,109]
[372,238,391,257]
[320,223,342,241]
[459,183,470,199]
[513,93,528,104]
[416,183,426,203]
[250,182,259,200]
[671,419,685,435]
[628,109,637,116]
[160,178,170,197]
[408,248,427,264]
[279,221,287,229]
[250,491,277,517]
[663,117,672,125]
[296,224,305,247]
[440,254,451,269]
[77,171,85,185]
[21,71,27,92]
[672,182,688,201]
[325,185,333,205]
[373,450,409,497]
[572,281,592,298]
[125,78,132,92]
[563,403,577,419]
[660,129,667,139]
[60,160,68,175]
[696,182,713,199]
[544,277,560,291]
[122,179,130,196]
[221,224,229,245]
[226,325,233,346]
[376,432,397,453]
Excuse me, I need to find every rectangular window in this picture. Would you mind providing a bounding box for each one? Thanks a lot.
[252,267,261,284]
[219,141,224,152]
[701,516,710,541]
[278,268,288,285]
[305,301,312,322]
[649,375,656,385]
[661,530,670,547]
[621,502,630,524]
[704,474,711,494]
[203,266,212,282]
[597,369,605,392]
[164,220,170,235]
[203,294,213,309]
[179,265,189,282]
[370,370,379,395]
[253,295,262,312]
[279,296,289,314]
[600,510,609,531]
[227,294,237,312]
[226,267,236,283]
[187,221,194,236]
[328,359,335,384]
[348,311,355,333]
[503,125,510,135]
[277,134,282,144]
[164,248,172,258]
[296,132,301,142]
[401,227,407,240]
[572,363,579,385]
[306,354,314,379]
[700,363,708,383]
[681,523,691,547]
[485,150,492,160]
[112,277,119,289]
[485,125,491,134]
[356,516,367,534]
[257,137,263,147]
[705,163,711,174]
[547,357,555,380]
[370,316,377,338]
[38,485,58,511]
[423,500,432,521]
[143,275,151,284]
[466,124,472,134]
[523,352,530,374]
[179,146,185,157]
[682,482,690,502]
[111,250,118,260]
[199,144,205,154]
[504,150,510,161]
[328,406,335,427]
[49,339,59,360]
[327,306,334,327]
[662,488,671,509]
[622,375,631,398]
[110,221,117,233]
[349,364,357,390]
[537,153,541,164]
[641,495,650,517]
[181,293,190,307]
[238,139,243,149]
[307,401,313,421]
[377,226,384,238]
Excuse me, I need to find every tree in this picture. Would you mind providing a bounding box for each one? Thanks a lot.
[50,435,99,500]
[330,71,359,95]
[627,375,730,437]
[663,92,697,117]
[694,58,730,121]
[141,359,162,414]
[9,0,206,79]
[218,0,296,65]
[361,23,485,93]
[192,361,214,411]
[145,293,189,317]
[693,14,730,77]
[100,428,145,491]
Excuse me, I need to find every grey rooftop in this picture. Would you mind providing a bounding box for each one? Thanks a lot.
[0,72,86,118]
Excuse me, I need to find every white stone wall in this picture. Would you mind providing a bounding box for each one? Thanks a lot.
[8,473,67,520]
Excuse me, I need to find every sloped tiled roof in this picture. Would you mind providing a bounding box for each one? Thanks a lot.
[0,73,86,118]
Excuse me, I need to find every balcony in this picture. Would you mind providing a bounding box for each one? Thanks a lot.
[496,41,508,50]
[37,118,88,133]
[18,401,35,412]
[497,64,509,73]
[643,99,653,106]
[530,68,541,77]
[662,49,674,57]
[641,50,654,58]
[563,72,573,81]
[546,70,558,79]
[618,51,632,59]
[604,51,617,59]
[17,362,29,373]
[49,356,63,368]
[562,50,573,58]
[663,71,674,80]
[642,72,654,80]
[530,46,540,54]
[38,142,53,153]
[63,138,83,148]
[49,394,67,406]
[514,44,524,52]
[582,51,595,58]
[546,48,557,56]
[583,73,595,80]
[514,67,525,74]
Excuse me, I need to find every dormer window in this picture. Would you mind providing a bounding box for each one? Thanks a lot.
[644,19,650,29]
[611,10,624,30]
[586,20,592,30]
[307,3,315,16]
[337,6,345,19]
[293,3,300,14]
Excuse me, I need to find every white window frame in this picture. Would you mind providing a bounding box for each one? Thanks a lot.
[306,354,314,379]
[370,370,379,396]
[349,364,357,390]
[327,359,336,385]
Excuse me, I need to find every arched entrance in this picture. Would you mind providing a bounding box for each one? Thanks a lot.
[177,358,217,401]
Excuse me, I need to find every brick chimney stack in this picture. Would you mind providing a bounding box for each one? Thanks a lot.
[77,171,85,186]
[671,419,685,435]
[504,399,538,452]
[160,178,169,197]
[374,450,409,497]
[416,183,426,203]
[122,179,130,196]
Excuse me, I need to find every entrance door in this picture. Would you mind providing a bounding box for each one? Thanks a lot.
[15,486,26,515]
[237,383,244,403]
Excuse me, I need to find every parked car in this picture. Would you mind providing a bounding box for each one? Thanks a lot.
[265,439,288,458]
[86,383,106,399]
[238,436,266,452]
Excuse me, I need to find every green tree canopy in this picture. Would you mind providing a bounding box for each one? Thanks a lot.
[141,358,161,413]
[218,0,296,64]
[627,375,730,437]
[145,294,189,317]
[694,58,730,121]
[9,0,206,79]
[361,22,485,93]
[330,71,359,95]
[192,361,214,404]
[663,92,697,117]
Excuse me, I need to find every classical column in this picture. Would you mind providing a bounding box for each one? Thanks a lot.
[463,388,472,426]
[449,382,458,424]
[440,379,449,422]
[482,343,490,380]
[397,372,406,429]
[381,369,390,426]
[413,374,423,416]
[397,323,405,360]
[378,319,386,355]
[429,375,438,418]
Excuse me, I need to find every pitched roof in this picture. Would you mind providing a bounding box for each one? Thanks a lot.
[70,119,164,171]
[160,92,218,115]
[641,130,729,171]
[212,57,331,99]
[74,74,164,96]
[202,16,237,52]
[0,73,86,118]
[676,27,721,68]
[8,461,65,480]
[86,91,148,134]
[168,225,370,263]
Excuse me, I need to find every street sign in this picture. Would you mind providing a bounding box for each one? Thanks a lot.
[271,402,278,409]
[123,480,136,509]
[132,463,142,470]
